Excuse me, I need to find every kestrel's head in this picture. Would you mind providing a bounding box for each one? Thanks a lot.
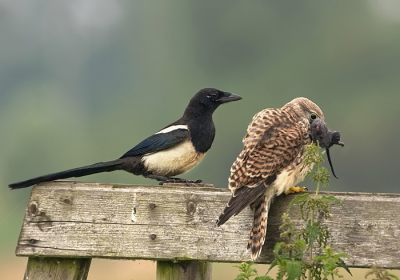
[284,97,325,123]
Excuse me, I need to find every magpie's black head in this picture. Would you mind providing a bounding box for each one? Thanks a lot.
[186,88,242,115]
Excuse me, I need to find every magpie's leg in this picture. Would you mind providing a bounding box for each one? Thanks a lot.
[143,172,202,185]
[160,177,203,185]
[144,173,170,181]
[168,177,202,183]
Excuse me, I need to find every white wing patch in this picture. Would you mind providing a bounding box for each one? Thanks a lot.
[156,125,188,134]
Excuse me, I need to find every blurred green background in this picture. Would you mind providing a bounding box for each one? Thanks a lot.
[1,1,400,279]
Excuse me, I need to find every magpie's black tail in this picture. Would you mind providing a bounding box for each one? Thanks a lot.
[9,160,123,189]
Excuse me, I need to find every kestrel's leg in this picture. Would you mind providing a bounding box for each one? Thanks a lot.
[284,186,308,195]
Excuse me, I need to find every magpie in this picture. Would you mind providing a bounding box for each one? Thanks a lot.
[9,88,242,189]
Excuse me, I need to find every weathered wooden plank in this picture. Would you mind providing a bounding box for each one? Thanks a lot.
[156,261,212,280]
[16,182,400,268]
[24,257,91,280]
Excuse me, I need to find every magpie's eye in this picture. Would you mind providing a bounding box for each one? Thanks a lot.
[207,92,219,101]
[310,113,317,120]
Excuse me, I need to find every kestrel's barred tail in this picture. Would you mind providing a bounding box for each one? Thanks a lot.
[247,197,267,259]
[247,187,275,260]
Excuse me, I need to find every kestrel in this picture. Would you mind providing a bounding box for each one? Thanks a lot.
[216,97,326,260]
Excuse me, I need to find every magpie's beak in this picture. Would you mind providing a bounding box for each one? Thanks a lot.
[218,92,243,104]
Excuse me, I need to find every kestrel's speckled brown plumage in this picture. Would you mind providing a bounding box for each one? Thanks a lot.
[216,97,325,260]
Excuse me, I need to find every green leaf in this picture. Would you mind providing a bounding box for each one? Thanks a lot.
[287,193,310,212]
[234,262,258,280]
[294,239,307,254]
[254,276,274,280]
[273,242,285,260]
[337,258,352,276]
[365,266,400,280]
[321,195,344,208]
[387,273,400,280]
[306,221,320,248]
[285,260,302,280]
[267,259,278,275]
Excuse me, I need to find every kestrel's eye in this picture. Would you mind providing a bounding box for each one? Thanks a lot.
[310,113,317,120]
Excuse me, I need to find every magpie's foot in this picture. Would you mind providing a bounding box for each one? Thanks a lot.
[159,178,203,185]
[159,177,186,185]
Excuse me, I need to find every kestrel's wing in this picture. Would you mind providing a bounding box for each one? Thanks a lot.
[229,108,308,191]
[217,108,308,226]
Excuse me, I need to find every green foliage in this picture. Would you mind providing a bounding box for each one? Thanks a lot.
[268,238,306,280]
[234,263,258,280]
[234,262,274,280]
[263,143,351,280]
[311,247,350,279]
[234,143,352,280]
[234,142,398,280]
[304,143,330,189]
[365,266,399,280]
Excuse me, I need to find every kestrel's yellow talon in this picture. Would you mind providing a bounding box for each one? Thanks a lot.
[285,186,308,195]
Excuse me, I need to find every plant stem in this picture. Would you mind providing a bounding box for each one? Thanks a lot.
[314,179,320,198]
[309,160,321,280]
[309,205,314,280]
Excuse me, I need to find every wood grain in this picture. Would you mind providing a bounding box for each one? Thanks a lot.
[24,257,91,280]
[16,181,400,268]
[156,261,212,280]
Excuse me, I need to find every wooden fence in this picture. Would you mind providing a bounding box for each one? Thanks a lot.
[15,182,400,279]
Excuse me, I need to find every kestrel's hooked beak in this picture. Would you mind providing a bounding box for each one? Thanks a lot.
[310,119,344,179]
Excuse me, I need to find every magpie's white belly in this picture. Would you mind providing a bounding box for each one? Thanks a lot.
[141,140,205,177]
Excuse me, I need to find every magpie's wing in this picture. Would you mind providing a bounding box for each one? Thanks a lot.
[120,127,189,158]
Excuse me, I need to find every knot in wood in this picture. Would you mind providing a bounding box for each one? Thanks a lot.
[29,202,38,216]
[63,198,72,204]
[186,201,197,215]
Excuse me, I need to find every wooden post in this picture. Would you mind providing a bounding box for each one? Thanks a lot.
[14,181,400,280]
[155,183,213,280]
[24,257,91,280]
[156,261,212,280]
